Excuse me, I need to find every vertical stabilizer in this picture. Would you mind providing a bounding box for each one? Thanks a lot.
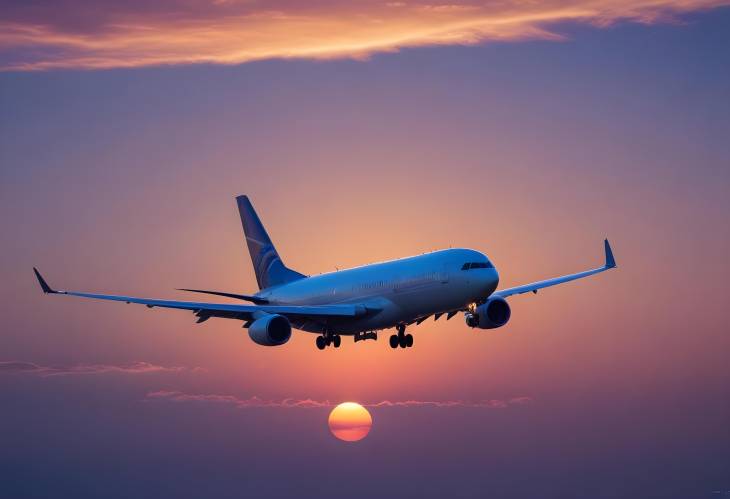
[236,196,305,290]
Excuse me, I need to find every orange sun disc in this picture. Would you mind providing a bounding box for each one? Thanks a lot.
[328,402,372,442]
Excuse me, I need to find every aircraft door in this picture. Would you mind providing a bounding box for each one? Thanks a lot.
[440,262,450,283]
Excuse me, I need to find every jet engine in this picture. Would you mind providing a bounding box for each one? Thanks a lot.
[465,296,511,329]
[248,314,292,346]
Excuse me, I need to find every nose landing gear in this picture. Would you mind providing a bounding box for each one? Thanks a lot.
[316,332,341,350]
[389,325,413,349]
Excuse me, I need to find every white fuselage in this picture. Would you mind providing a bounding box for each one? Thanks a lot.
[256,248,499,334]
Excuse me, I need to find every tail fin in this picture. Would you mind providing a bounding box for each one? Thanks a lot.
[236,195,305,290]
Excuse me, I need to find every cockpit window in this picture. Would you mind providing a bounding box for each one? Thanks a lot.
[461,261,493,270]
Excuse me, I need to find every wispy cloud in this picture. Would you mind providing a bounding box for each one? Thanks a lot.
[0,0,727,70]
[370,397,532,408]
[146,390,531,409]
[147,391,332,408]
[0,360,199,377]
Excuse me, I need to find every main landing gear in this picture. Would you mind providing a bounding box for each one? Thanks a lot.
[389,325,413,349]
[316,332,341,350]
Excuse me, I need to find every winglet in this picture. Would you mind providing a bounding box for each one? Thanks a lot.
[604,239,616,269]
[33,267,56,294]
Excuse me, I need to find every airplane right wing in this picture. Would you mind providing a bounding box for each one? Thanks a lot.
[493,239,616,298]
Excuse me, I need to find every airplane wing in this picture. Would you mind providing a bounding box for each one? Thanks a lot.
[32,268,368,323]
[493,239,616,298]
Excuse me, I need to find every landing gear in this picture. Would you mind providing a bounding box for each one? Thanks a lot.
[316,336,326,350]
[390,325,413,349]
[316,332,341,350]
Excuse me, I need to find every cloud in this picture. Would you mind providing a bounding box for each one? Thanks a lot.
[0,0,727,70]
[147,391,332,408]
[369,397,532,408]
[0,360,199,376]
[146,390,532,409]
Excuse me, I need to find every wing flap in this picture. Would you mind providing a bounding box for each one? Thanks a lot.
[177,288,269,304]
[62,290,366,317]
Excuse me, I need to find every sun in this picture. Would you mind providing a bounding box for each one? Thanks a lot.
[328,402,372,442]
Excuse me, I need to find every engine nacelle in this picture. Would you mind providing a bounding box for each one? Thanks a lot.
[465,296,511,329]
[248,314,292,346]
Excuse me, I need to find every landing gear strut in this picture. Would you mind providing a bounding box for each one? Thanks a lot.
[390,325,413,349]
[316,331,341,350]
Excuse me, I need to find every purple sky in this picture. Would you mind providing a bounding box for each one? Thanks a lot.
[1,5,729,498]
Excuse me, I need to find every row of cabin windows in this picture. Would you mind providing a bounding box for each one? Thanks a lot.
[461,261,493,270]
[358,280,386,289]
[351,272,441,291]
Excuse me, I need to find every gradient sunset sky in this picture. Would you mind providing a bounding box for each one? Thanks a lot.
[1,2,729,498]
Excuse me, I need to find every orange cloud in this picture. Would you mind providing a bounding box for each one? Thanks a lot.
[0,0,727,70]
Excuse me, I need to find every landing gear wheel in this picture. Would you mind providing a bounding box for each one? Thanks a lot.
[333,335,341,348]
[399,334,408,348]
[405,334,413,347]
[389,335,399,349]
[316,336,326,350]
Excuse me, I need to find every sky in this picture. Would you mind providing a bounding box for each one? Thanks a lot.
[1,2,729,498]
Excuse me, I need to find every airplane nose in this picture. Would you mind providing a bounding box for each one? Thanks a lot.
[482,268,499,296]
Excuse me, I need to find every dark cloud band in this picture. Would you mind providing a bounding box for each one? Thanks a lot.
[0,360,197,376]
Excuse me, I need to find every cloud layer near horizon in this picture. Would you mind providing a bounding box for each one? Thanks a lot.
[1,0,727,71]
[0,360,197,376]
[146,390,532,409]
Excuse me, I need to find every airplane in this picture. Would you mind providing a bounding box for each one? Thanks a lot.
[33,195,617,350]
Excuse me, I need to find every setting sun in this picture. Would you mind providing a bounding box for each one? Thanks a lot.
[328,402,372,442]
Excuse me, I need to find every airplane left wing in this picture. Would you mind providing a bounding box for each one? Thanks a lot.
[32,268,367,322]
[493,239,616,298]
